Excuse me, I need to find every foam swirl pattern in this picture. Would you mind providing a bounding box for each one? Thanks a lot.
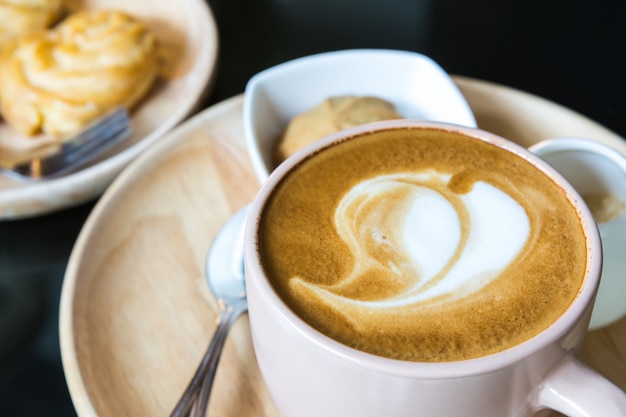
[290,173,530,311]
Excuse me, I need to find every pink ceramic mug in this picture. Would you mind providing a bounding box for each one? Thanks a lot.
[243,120,626,417]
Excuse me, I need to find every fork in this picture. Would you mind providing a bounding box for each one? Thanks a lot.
[3,107,132,180]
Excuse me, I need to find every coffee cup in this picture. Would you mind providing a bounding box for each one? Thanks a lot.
[530,137,626,330]
[243,120,626,416]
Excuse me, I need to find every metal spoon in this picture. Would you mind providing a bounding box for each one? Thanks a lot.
[169,205,248,417]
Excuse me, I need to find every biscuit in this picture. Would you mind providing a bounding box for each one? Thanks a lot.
[275,96,402,165]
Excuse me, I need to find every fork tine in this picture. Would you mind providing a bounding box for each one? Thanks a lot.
[62,108,131,164]
[64,108,130,151]
[7,108,132,179]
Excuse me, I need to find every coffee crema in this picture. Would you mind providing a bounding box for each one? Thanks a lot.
[258,127,588,362]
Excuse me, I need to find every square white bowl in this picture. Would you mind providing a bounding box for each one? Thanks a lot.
[243,49,477,182]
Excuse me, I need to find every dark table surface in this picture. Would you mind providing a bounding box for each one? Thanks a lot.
[1,0,625,415]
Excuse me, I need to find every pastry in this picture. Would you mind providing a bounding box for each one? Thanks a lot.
[0,9,159,139]
[0,0,64,51]
[583,193,626,223]
[275,96,402,165]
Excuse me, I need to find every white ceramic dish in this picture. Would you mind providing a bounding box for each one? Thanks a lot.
[0,0,218,219]
[530,137,626,330]
[243,49,477,183]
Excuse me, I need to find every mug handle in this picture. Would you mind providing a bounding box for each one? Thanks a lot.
[532,353,626,416]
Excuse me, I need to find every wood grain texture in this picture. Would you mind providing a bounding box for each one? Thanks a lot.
[60,78,626,417]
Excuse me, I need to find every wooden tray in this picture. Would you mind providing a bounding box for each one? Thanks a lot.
[59,77,626,417]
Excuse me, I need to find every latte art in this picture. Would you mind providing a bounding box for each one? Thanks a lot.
[259,127,587,362]
[290,172,531,322]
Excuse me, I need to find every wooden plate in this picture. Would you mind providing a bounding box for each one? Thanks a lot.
[0,0,218,219]
[59,77,626,417]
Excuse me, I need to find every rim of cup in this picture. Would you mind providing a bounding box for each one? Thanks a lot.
[530,136,626,170]
[530,137,626,226]
[245,120,602,379]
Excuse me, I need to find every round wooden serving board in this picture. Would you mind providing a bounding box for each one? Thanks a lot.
[60,77,626,417]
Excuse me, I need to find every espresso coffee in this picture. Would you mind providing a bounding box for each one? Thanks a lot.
[258,126,588,362]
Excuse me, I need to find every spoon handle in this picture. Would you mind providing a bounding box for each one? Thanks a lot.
[169,301,247,417]
[190,301,248,417]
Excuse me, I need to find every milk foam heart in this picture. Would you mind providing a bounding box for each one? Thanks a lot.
[290,172,530,311]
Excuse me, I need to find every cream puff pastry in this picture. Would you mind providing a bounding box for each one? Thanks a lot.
[0,0,64,51]
[0,9,159,139]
